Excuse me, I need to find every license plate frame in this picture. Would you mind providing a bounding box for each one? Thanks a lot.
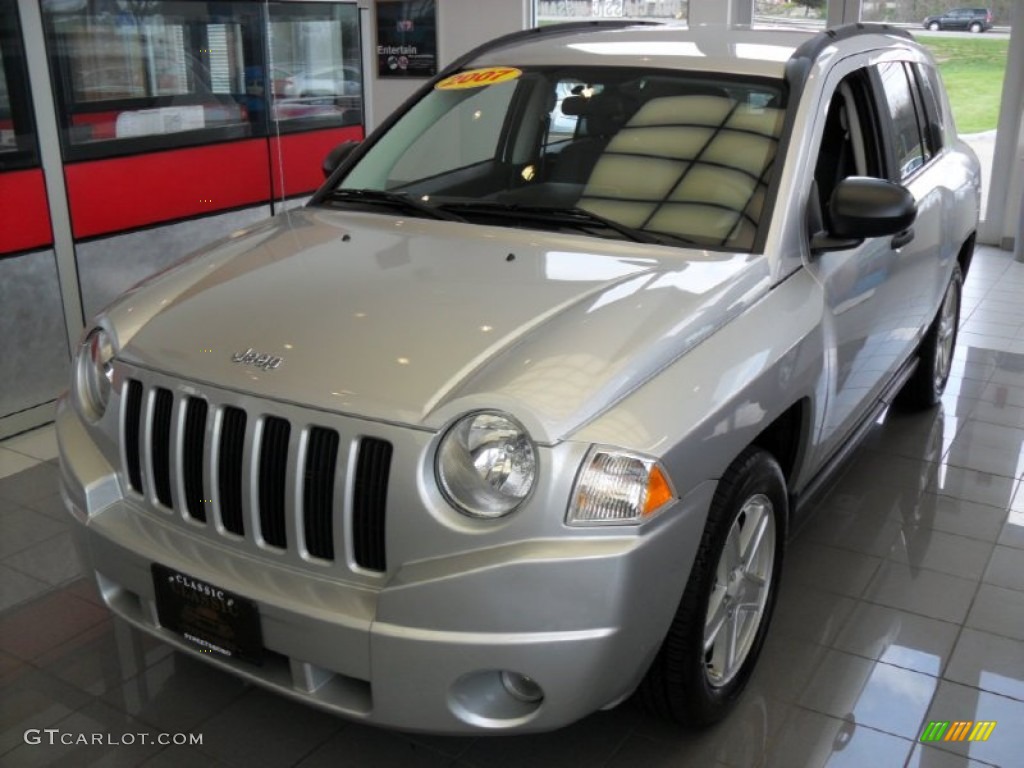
[151,563,263,665]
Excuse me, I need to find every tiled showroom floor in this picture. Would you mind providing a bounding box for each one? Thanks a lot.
[2,244,1022,768]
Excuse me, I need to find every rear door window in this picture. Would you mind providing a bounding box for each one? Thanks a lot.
[876,62,928,180]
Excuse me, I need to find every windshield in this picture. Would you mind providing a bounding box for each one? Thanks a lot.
[330,65,786,250]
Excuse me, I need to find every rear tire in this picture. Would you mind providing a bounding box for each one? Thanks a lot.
[969,22,983,33]
[638,448,787,726]
[895,264,962,411]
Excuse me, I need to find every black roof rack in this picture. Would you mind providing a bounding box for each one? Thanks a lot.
[785,22,916,113]
[791,22,914,69]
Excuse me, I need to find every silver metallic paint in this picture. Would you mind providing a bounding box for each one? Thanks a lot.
[110,209,768,443]
[57,24,982,733]
[58,396,712,732]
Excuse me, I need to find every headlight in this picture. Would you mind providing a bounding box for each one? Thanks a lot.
[74,327,116,421]
[567,448,674,525]
[436,411,537,518]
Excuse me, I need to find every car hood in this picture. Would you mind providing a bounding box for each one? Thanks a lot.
[108,207,769,442]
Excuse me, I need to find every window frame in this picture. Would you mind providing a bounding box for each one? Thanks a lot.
[870,61,932,183]
[42,1,266,163]
[911,62,946,158]
[264,1,364,137]
[0,2,40,172]
[40,0,364,164]
[810,69,886,230]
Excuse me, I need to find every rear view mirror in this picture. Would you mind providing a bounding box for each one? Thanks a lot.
[322,140,360,178]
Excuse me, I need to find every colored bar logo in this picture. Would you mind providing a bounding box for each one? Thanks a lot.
[920,721,996,742]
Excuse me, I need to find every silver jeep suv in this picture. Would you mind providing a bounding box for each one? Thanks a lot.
[59,22,980,733]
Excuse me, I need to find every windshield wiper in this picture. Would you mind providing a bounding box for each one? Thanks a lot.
[325,188,464,222]
[438,202,664,244]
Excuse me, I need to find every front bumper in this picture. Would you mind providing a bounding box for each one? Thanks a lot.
[58,398,712,734]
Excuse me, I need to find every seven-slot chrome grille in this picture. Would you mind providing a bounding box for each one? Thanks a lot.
[121,376,391,572]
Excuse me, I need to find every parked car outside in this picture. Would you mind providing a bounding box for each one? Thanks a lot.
[922,7,994,32]
[59,21,980,734]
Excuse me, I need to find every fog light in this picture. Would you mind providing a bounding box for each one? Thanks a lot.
[500,671,544,703]
[450,670,544,726]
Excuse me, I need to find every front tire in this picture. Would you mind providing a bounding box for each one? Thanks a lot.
[895,264,962,410]
[638,448,787,726]
[928,21,940,30]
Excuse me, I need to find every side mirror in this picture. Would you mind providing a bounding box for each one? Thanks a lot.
[811,176,917,252]
[322,140,360,178]
[829,176,917,238]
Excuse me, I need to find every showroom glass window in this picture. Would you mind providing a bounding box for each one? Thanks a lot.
[0,2,39,171]
[536,1,689,23]
[752,0,827,29]
[42,0,264,160]
[266,2,362,130]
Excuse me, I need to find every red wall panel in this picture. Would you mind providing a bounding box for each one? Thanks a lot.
[65,140,272,239]
[270,125,364,199]
[0,169,52,255]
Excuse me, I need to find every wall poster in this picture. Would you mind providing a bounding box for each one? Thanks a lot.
[375,1,437,78]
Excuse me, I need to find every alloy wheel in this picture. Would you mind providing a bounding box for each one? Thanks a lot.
[703,494,776,687]
[933,278,959,391]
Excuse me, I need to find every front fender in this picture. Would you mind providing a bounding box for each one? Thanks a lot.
[571,267,826,497]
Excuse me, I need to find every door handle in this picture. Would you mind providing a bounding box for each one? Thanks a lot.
[891,228,914,249]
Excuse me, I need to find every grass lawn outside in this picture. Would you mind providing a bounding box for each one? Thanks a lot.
[917,35,1009,134]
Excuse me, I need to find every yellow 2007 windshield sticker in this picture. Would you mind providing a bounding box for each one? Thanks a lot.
[435,67,522,90]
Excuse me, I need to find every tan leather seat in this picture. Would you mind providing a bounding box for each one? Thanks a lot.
[579,94,784,248]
